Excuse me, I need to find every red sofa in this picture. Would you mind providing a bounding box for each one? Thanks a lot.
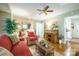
[27,32,38,45]
[0,34,32,56]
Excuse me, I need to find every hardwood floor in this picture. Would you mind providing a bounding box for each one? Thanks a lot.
[49,39,79,56]
[29,38,79,56]
[51,43,66,55]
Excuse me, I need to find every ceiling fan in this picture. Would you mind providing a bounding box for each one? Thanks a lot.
[37,5,54,15]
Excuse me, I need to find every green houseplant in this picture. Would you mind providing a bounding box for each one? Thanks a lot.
[58,34,64,44]
[40,40,49,48]
[51,24,59,30]
[4,18,17,35]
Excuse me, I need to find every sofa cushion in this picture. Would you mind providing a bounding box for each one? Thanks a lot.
[0,35,13,51]
[29,37,37,41]
[12,41,32,56]
[10,35,20,45]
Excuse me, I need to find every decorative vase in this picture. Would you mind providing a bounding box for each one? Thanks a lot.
[59,40,62,44]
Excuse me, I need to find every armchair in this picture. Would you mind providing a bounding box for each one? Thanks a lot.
[27,32,38,45]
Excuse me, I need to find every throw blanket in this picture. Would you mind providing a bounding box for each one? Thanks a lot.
[0,47,13,56]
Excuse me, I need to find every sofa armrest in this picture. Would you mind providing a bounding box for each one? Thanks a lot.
[11,41,32,56]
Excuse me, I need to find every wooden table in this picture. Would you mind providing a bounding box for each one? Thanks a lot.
[35,42,54,56]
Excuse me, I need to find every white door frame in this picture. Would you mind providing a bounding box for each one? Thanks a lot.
[64,17,72,43]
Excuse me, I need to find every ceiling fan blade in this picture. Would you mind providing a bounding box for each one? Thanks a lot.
[44,12,47,15]
[39,12,43,15]
[37,9,43,11]
[47,10,53,12]
[44,6,49,11]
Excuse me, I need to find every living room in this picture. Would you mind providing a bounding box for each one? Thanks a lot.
[0,3,79,56]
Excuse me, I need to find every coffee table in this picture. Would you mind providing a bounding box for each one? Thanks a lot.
[35,42,54,56]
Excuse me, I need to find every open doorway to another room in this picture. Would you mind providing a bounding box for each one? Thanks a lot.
[64,15,79,44]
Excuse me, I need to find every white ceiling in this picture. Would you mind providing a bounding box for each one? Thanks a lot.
[0,3,79,20]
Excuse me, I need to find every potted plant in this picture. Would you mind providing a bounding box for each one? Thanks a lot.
[40,40,49,48]
[58,34,64,44]
[4,18,17,35]
[51,24,59,30]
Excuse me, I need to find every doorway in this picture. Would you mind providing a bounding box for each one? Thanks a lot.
[64,17,72,42]
[64,15,79,43]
